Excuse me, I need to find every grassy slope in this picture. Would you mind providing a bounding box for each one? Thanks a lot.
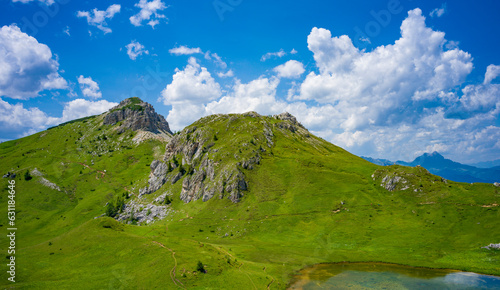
[0,113,498,289]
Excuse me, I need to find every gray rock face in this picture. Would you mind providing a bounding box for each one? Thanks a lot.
[139,160,169,197]
[103,98,172,135]
[494,182,500,187]
[180,169,206,203]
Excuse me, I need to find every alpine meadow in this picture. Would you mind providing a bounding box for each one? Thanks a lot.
[0,98,498,288]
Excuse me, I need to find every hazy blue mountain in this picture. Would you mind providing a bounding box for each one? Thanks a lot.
[363,152,500,184]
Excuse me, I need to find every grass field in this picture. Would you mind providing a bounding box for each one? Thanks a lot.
[0,111,498,289]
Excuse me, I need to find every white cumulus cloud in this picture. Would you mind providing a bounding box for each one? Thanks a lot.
[296,8,473,131]
[77,76,102,99]
[160,57,222,129]
[126,41,149,60]
[130,0,167,28]
[274,60,305,79]
[0,24,67,99]
[77,4,121,34]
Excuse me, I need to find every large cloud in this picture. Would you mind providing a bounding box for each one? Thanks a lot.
[0,25,67,99]
[295,9,473,131]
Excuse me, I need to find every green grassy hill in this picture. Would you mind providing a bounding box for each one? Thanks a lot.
[0,101,498,289]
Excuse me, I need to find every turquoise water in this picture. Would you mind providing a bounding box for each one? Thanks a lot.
[288,263,500,289]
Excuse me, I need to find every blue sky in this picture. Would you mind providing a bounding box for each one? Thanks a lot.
[1,0,500,164]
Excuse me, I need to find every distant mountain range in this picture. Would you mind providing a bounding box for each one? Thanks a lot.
[362,152,500,184]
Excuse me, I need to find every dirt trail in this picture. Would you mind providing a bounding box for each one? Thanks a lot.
[153,241,185,289]
[78,162,106,178]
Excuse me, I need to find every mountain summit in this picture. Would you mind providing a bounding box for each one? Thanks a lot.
[103,97,172,135]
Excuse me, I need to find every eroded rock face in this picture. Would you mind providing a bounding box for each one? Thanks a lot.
[103,98,172,135]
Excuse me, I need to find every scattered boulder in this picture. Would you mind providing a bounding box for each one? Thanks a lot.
[494,182,499,187]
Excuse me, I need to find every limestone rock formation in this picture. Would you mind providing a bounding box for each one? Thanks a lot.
[103,97,172,136]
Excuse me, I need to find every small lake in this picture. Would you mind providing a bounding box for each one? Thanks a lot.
[288,262,500,289]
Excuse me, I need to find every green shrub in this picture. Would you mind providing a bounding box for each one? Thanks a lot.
[24,170,32,181]
[196,261,205,273]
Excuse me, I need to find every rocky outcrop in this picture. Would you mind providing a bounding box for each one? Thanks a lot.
[380,175,408,191]
[494,182,499,187]
[103,97,172,135]
[116,199,174,225]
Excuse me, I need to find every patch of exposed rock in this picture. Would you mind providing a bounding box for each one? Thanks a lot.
[380,175,408,191]
[494,182,499,187]
[30,168,61,191]
[39,177,61,191]
[103,98,172,136]
[482,243,500,250]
